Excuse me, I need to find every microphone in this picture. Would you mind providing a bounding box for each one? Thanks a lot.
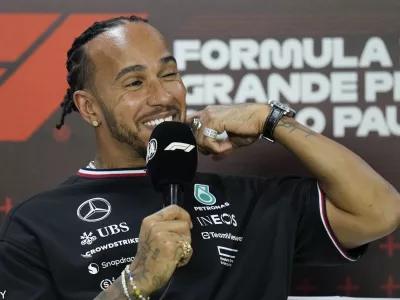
[146,121,198,207]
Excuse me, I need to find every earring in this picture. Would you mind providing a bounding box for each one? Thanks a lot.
[92,120,100,127]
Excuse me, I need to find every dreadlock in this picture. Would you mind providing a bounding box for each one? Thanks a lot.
[56,15,148,129]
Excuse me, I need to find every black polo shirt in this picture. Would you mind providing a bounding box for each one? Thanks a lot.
[0,166,367,300]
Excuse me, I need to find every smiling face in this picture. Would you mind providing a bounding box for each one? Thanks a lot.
[83,21,187,159]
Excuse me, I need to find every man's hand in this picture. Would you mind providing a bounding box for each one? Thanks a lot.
[129,205,193,295]
[186,104,269,159]
[94,205,193,299]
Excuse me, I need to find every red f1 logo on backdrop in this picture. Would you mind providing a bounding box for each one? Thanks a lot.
[0,13,147,141]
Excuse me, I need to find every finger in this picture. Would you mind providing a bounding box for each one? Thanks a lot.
[165,232,192,242]
[151,220,192,236]
[174,240,194,267]
[197,145,211,156]
[212,147,234,161]
[185,111,202,125]
[177,247,193,267]
[149,205,192,226]
[202,134,233,155]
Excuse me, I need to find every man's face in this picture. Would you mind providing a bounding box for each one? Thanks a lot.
[87,22,186,158]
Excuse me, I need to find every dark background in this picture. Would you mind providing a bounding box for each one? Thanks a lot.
[0,0,399,297]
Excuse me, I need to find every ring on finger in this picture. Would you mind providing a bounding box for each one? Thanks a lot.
[179,241,192,260]
[190,118,202,131]
[203,127,218,139]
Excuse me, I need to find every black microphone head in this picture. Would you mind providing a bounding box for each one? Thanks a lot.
[146,121,198,191]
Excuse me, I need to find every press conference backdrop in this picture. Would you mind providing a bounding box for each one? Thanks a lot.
[0,0,399,298]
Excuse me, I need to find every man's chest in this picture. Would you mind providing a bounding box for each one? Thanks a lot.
[41,180,273,299]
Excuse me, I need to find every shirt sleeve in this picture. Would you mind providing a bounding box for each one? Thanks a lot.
[0,208,61,299]
[291,178,368,266]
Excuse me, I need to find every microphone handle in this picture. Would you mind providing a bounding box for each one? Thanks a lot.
[164,184,183,207]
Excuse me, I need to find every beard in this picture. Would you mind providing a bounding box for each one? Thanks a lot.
[100,103,148,159]
[99,101,184,160]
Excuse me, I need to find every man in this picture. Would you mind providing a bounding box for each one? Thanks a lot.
[0,15,399,300]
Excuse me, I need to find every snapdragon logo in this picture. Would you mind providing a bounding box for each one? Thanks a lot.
[102,256,135,269]
[88,256,135,275]
[88,263,100,275]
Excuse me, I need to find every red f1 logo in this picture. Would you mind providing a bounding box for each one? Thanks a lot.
[0,13,147,141]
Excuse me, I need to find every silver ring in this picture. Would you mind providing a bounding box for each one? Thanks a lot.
[203,127,218,139]
[190,118,202,131]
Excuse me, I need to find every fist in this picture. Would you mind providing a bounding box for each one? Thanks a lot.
[186,104,270,159]
[129,205,193,295]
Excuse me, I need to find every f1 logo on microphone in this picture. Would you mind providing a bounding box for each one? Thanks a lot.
[164,142,195,152]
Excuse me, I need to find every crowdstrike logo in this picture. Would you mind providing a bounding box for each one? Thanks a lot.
[81,237,139,258]
[77,198,111,223]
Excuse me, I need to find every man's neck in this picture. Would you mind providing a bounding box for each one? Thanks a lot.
[93,155,146,169]
[94,137,146,169]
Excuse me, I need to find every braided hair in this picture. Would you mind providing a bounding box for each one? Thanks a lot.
[56,15,148,129]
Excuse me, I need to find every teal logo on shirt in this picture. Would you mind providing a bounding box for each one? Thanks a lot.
[194,184,216,205]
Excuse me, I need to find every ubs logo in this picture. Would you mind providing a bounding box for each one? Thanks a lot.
[80,222,130,246]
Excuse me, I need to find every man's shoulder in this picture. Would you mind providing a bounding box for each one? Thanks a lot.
[4,175,85,219]
[195,171,310,186]
[195,171,317,198]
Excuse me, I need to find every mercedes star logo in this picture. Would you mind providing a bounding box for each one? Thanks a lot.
[77,198,112,223]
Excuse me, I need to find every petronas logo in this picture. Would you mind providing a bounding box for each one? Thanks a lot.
[194,184,216,205]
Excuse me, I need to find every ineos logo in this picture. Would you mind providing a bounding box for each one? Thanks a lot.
[196,213,237,227]
[77,198,111,223]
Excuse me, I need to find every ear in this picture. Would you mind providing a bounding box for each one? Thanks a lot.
[73,90,103,126]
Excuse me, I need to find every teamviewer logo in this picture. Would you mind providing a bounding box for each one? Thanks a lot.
[201,232,210,239]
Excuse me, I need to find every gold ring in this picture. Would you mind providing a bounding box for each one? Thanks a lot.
[179,241,192,260]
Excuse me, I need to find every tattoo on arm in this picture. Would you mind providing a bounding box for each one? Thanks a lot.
[152,264,171,288]
[276,118,316,138]
[151,248,160,260]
